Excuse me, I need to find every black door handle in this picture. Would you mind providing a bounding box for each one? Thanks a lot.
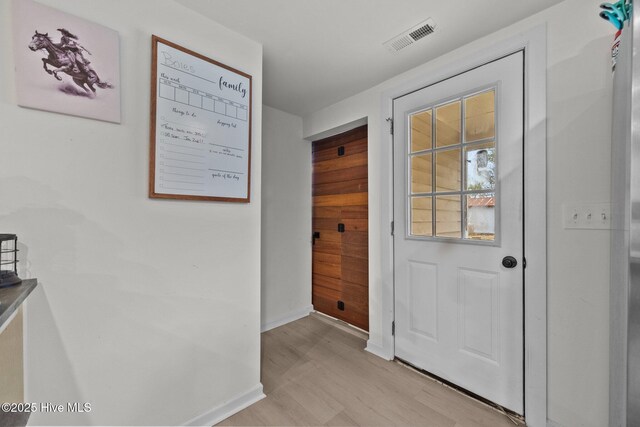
[502,256,517,269]
[313,232,320,245]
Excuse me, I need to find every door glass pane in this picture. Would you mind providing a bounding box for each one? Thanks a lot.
[465,90,495,142]
[435,148,461,192]
[465,141,495,191]
[435,101,461,148]
[411,154,432,194]
[405,87,499,241]
[436,195,461,238]
[411,110,432,152]
[465,193,496,241]
[411,196,433,236]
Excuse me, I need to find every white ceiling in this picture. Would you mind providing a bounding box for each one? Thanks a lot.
[176,0,558,116]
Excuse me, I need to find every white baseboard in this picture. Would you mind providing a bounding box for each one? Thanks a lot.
[184,383,265,426]
[546,420,564,427]
[365,340,393,360]
[261,305,313,332]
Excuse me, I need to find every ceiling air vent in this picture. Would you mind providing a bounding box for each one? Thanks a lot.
[383,18,436,53]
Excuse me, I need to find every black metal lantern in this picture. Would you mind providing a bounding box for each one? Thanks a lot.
[0,234,21,288]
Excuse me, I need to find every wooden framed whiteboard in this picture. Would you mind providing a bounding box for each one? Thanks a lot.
[149,35,252,202]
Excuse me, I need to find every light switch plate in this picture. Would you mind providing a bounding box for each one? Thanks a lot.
[563,203,611,230]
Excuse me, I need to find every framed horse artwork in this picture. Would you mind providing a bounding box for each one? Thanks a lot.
[11,0,121,123]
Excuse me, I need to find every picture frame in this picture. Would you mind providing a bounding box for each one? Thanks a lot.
[149,35,252,202]
[12,0,121,123]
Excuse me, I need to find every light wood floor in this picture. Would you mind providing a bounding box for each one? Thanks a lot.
[218,314,523,426]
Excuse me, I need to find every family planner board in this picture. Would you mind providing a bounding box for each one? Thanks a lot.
[149,36,252,202]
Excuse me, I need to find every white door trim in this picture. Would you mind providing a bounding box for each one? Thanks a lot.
[374,24,547,427]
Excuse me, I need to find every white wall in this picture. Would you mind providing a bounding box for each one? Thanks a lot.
[261,106,312,331]
[303,0,612,426]
[0,0,263,425]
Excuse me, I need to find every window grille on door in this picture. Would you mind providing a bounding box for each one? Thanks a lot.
[407,88,497,242]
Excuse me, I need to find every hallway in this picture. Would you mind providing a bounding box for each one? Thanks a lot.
[219,315,522,426]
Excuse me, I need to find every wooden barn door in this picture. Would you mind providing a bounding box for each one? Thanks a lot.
[312,125,369,331]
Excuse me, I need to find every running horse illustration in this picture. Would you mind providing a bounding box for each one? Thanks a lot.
[28,29,113,96]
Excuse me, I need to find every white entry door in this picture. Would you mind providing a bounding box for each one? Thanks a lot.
[393,52,524,414]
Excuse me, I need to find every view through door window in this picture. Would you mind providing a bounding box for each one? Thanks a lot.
[409,88,497,241]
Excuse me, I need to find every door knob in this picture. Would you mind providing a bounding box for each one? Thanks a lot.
[313,232,320,245]
[502,256,517,269]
